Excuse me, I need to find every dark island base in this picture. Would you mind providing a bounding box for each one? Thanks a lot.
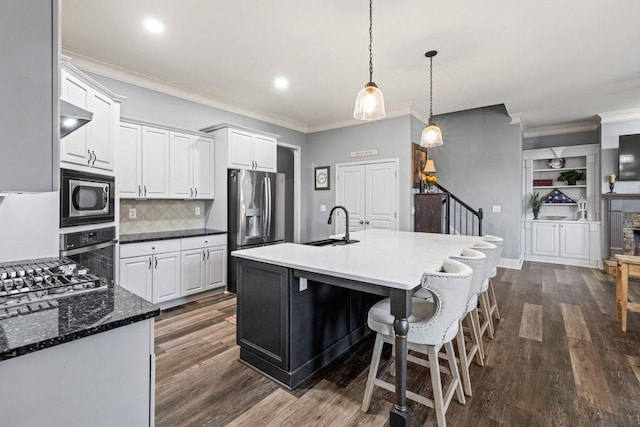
[236,259,383,389]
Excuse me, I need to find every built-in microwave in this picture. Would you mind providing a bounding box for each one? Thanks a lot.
[60,168,115,227]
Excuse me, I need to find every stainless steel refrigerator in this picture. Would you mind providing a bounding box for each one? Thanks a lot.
[227,169,285,292]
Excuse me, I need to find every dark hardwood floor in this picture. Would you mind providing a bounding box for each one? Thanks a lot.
[154,262,640,426]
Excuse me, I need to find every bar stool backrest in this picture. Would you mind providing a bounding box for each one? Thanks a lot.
[471,241,498,291]
[482,235,503,278]
[449,248,487,314]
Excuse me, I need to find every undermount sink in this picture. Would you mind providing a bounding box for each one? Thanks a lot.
[304,238,360,247]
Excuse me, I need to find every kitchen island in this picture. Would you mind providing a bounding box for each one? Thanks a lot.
[232,229,483,426]
[0,282,159,427]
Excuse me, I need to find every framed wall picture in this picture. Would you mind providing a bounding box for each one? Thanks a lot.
[314,166,330,190]
[412,143,428,188]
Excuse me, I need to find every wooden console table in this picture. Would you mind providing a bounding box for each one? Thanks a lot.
[615,254,640,332]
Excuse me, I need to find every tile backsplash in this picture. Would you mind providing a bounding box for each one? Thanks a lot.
[120,199,205,235]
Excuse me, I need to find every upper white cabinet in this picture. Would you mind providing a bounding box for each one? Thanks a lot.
[202,124,279,172]
[118,119,214,199]
[60,58,124,172]
[169,132,215,199]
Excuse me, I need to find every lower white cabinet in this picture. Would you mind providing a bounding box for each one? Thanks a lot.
[525,220,601,268]
[119,234,227,304]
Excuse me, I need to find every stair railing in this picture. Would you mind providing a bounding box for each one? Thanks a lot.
[429,183,484,236]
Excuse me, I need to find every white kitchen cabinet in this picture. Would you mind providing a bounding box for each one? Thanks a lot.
[152,251,181,303]
[118,122,143,197]
[60,59,123,172]
[202,124,279,172]
[119,255,153,301]
[142,126,171,198]
[205,245,226,290]
[181,248,206,296]
[525,220,600,268]
[169,132,215,199]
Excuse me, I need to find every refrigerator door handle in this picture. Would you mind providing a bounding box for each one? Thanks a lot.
[266,176,272,238]
[261,176,267,239]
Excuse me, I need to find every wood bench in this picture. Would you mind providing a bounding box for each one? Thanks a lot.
[615,254,640,332]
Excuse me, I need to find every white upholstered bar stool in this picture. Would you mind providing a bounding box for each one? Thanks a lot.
[448,248,488,397]
[362,259,474,427]
[470,241,498,341]
[482,235,503,324]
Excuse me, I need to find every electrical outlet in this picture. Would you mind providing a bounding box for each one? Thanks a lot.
[320,205,326,212]
[128,208,136,219]
[492,205,501,213]
[195,207,201,216]
[299,278,308,291]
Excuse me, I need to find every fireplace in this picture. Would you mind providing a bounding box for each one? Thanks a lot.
[604,194,640,258]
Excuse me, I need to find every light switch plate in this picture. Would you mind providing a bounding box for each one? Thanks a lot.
[195,207,201,216]
[128,208,136,219]
[492,205,501,213]
[299,278,308,291]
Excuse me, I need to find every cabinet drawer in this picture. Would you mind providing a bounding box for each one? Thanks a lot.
[181,234,226,251]
[120,239,182,258]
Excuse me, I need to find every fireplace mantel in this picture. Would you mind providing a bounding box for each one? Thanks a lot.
[603,193,640,200]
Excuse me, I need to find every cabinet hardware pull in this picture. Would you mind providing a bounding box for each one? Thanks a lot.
[359,220,364,225]
[144,186,147,197]
[203,250,206,261]
[190,188,193,198]
[87,150,92,164]
[138,185,142,197]
[154,257,158,268]
[207,249,210,260]
[365,220,370,225]
[194,188,197,198]
[148,257,152,269]
[91,150,97,165]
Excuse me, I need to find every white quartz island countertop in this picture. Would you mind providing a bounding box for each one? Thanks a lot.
[231,229,483,291]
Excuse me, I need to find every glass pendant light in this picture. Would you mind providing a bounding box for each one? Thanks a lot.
[420,50,443,147]
[353,0,385,121]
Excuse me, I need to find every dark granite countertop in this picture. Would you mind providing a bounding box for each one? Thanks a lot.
[120,228,226,244]
[0,285,159,362]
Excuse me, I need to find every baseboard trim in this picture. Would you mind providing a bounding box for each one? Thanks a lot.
[498,254,524,270]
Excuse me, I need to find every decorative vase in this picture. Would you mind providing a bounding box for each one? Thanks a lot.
[567,178,577,185]
[533,209,539,220]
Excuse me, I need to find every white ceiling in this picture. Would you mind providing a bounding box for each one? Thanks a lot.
[61,0,640,135]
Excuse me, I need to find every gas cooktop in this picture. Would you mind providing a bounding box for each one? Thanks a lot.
[0,257,109,319]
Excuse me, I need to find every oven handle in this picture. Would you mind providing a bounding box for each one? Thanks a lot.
[60,239,118,257]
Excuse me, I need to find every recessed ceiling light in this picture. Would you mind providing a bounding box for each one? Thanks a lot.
[143,18,165,35]
[274,77,289,90]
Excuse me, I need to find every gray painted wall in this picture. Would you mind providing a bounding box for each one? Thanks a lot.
[306,116,411,241]
[523,130,598,150]
[85,73,310,239]
[426,105,523,260]
[277,146,295,242]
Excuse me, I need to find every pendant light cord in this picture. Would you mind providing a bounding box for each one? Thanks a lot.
[369,0,373,83]
[429,55,433,123]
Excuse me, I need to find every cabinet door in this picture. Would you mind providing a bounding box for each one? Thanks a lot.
[415,194,446,233]
[169,131,194,198]
[142,126,170,198]
[254,135,277,172]
[118,122,143,198]
[60,70,91,166]
[365,162,397,230]
[193,136,215,199]
[119,255,152,301]
[560,223,589,259]
[228,129,254,169]
[152,251,181,303]
[531,222,559,256]
[205,245,226,290]
[88,90,115,171]
[181,248,205,296]
[335,165,366,233]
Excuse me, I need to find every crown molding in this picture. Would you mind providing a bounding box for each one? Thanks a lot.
[62,49,309,134]
[523,121,599,138]
[409,102,430,125]
[306,102,413,134]
[598,108,640,124]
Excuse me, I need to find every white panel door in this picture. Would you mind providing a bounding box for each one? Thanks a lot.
[560,223,589,259]
[118,123,142,198]
[169,131,193,198]
[60,70,90,165]
[205,245,226,290]
[152,251,181,303]
[119,256,152,301]
[365,162,397,230]
[142,126,170,198]
[254,135,277,172]
[181,249,205,296]
[88,90,115,171]
[228,129,254,169]
[531,222,559,256]
[194,136,215,199]
[336,165,365,234]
